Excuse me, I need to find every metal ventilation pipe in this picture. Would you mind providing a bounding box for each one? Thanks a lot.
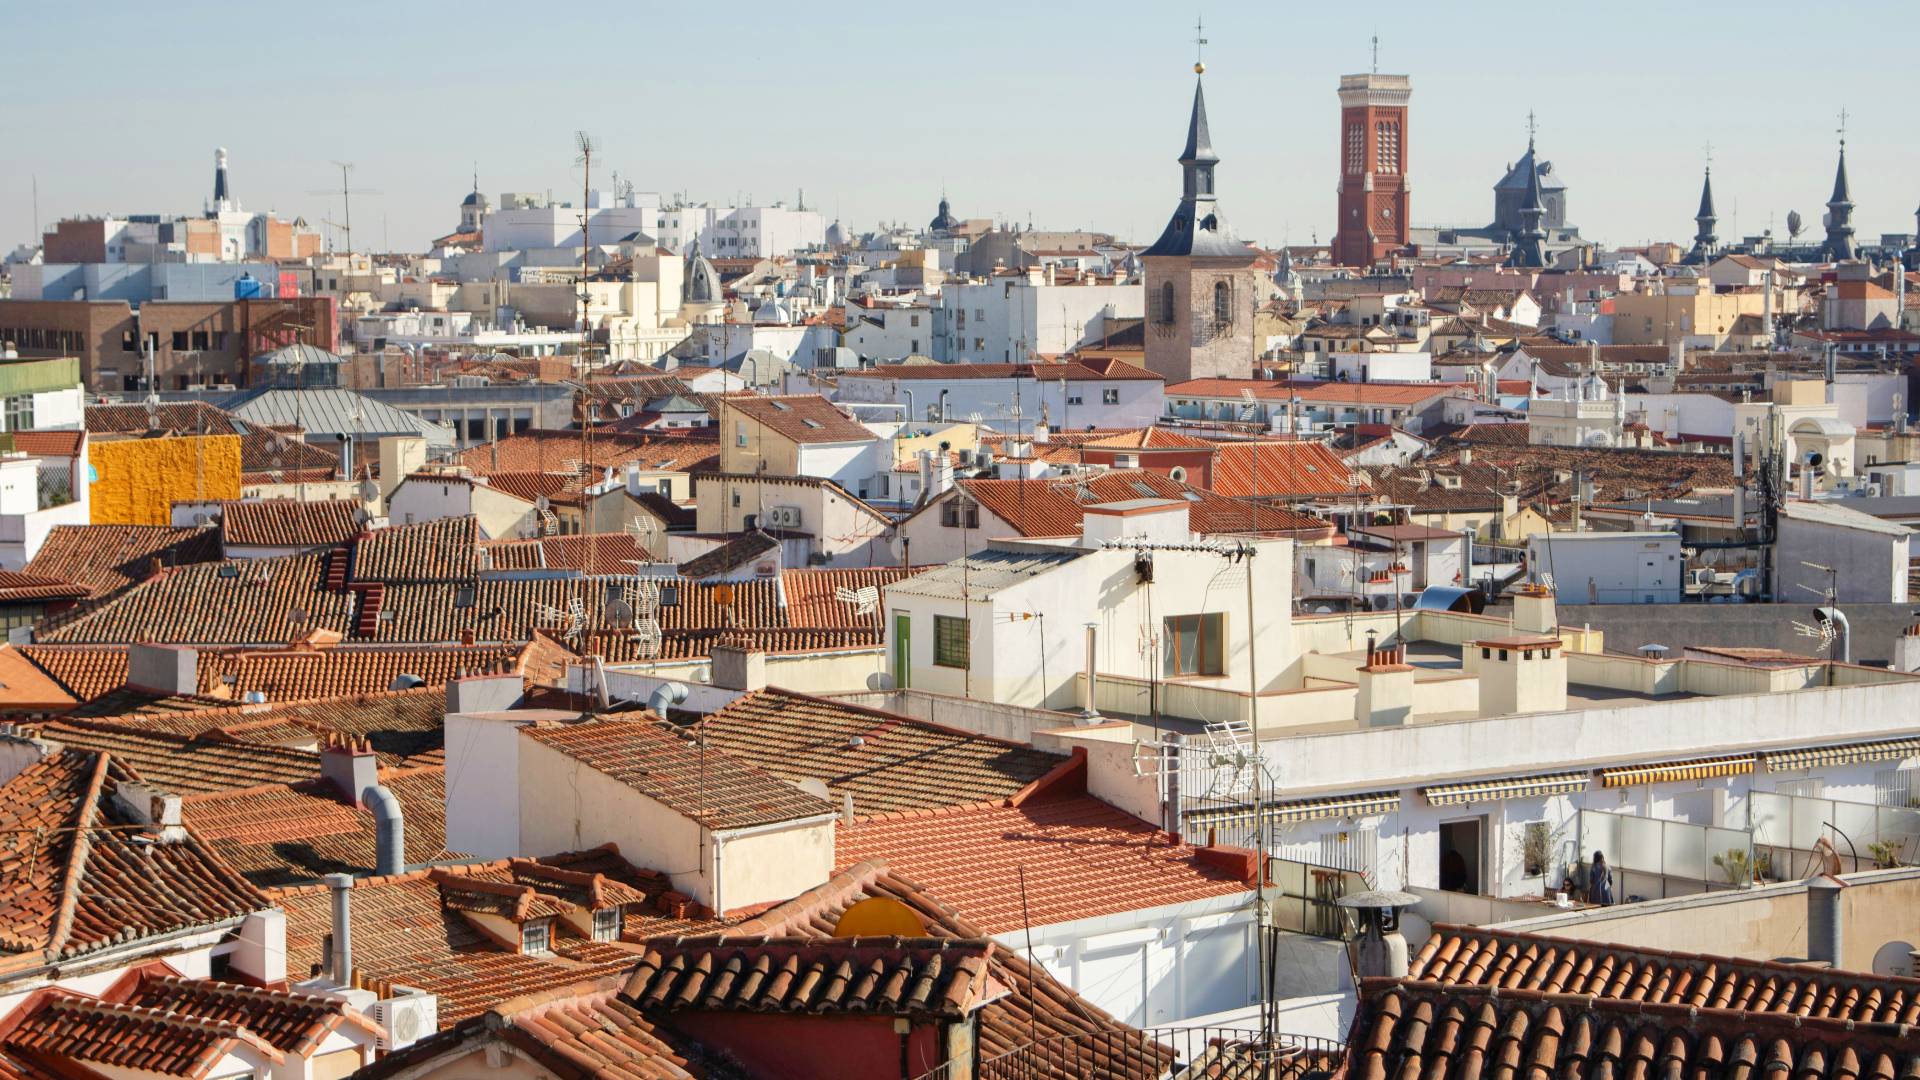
[362,785,405,876]
[648,681,690,715]
[1081,622,1101,720]
[1807,875,1844,966]
[325,873,355,985]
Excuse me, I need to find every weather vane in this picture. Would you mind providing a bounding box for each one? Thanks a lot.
[1837,106,1848,147]
[1703,140,1713,171]
[1192,16,1207,73]
[1526,109,1538,144]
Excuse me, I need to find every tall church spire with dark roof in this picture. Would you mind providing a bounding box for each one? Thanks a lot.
[1825,113,1857,262]
[1141,61,1247,259]
[1686,161,1718,264]
[1507,120,1548,269]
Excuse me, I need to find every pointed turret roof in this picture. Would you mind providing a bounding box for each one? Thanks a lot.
[1141,71,1254,261]
[1508,136,1548,269]
[1180,78,1217,165]
[1829,145,1853,207]
[1696,168,1717,221]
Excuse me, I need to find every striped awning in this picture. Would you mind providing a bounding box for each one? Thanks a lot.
[1599,755,1755,789]
[1765,737,1920,773]
[1185,790,1401,829]
[1423,772,1590,807]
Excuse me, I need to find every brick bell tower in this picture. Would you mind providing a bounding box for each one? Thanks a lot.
[1332,66,1412,268]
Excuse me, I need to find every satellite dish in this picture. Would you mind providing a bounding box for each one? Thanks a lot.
[831,896,927,938]
[288,608,307,626]
[1787,210,1803,238]
[866,672,895,691]
[796,778,831,801]
[535,495,551,512]
[358,478,379,502]
[607,599,634,628]
[712,583,735,607]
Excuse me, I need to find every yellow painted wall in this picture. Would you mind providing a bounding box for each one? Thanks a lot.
[90,435,242,525]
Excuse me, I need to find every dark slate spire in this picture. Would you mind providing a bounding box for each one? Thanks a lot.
[1686,166,1718,264]
[212,147,231,208]
[1141,67,1251,260]
[1508,133,1548,269]
[1825,131,1857,262]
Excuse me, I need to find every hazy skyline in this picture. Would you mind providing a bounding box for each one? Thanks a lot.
[4,0,1916,257]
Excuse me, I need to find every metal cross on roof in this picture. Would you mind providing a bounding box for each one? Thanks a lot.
[1192,16,1207,70]
[1837,106,1849,147]
[1526,110,1538,143]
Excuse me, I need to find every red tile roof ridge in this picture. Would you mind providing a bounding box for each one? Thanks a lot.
[46,751,110,956]
[720,860,890,935]
[265,856,523,899]
[27,992,289,1065]
[1419,921,1920,991]
[1361,975,1914,1038]
[1004,746,1088,808]
[490,974,628,1022]
[749,686,1043,754]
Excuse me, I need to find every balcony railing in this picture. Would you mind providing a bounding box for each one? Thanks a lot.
[915,1027,1344,1080]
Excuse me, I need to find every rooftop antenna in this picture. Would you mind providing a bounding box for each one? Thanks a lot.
[308,162,380,257]
[576,129,601,589]
[1371,32,1379,74]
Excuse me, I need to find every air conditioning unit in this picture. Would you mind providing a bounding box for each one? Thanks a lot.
[370,987,437,1051]
[765,505,803,529]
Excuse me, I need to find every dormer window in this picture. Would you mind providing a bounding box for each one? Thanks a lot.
[592,908,623,942]
[521,920,552,956]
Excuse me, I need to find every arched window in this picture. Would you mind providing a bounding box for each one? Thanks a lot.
[1158,281,1176,325]
[1213,280,1232,325]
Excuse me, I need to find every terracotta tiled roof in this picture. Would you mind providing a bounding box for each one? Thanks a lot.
[86,403,242,436]
[274,851,727,1025]
[86,687,447,766]
[1211,441,1361,499]
[523,716,834,831]
[1410,923,1920,1025]
[28,719,322,795]
[778,567,908,629]
[213,644,523,701]
[7,431,83,458]
[622,936,998,1018]
[0,571,88,602]
[0,750,266,963]
[730,861,1165,1073]
[219,500,359,549]
[3,996,283,1077]
[719,394,873,444]
[183,767,458,888]
[120,972,375,1056]
[833,794,1251,935]
[454,430,720,478]
[675,531,778,579]
[853,361,1163,382]
[690,689,1064,816]
[19,525,221,601]
[434,983,707,1080]
[948,470,1331,538]
[19,647,134,701]
[352,516,478,582]
[1340,979,1920,1080]
[1081,427,1218,450]
[483,534,655,576]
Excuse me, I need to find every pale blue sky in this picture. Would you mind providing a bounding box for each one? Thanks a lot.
[3,1,1915,255]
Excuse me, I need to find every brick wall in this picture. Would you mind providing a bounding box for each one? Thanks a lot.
[0,297,338,391]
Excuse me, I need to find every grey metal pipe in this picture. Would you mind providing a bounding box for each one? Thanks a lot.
[325,872,354,985]
[363,785,405,876]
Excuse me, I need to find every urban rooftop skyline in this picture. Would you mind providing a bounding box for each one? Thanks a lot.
[4,0,1918,255]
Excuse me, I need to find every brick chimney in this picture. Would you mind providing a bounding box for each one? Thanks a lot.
[319,734,379,805]
[1354,643,1415,728]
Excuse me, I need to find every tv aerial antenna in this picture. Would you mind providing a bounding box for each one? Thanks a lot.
[307,162,381,256]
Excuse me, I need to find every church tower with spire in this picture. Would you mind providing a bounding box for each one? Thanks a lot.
[1685,163,1717,265]
[1507,129,1549,269]
[1140,36,1262,383]
[1824,123,1857,262]
[1331,52,1411,268]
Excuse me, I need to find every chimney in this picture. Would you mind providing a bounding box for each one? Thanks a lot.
[711,640,767,692]
[1511,582,1559,637]
[363,782,406,875]
[1354,642,1416,727]
[319,734,379,806]
[230,910,287,985]
[325,874,355,985]
[1893,623,1920,674]
[127,643,198,696]
[445,673,523,715]
[1470,636,1567,717]
[114,780,187,842]
[1080,622,1102,721]
[1806,875,1844,966]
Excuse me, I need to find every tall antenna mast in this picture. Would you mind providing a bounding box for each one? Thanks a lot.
[575,130,600,597]
[310,163,380,257]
